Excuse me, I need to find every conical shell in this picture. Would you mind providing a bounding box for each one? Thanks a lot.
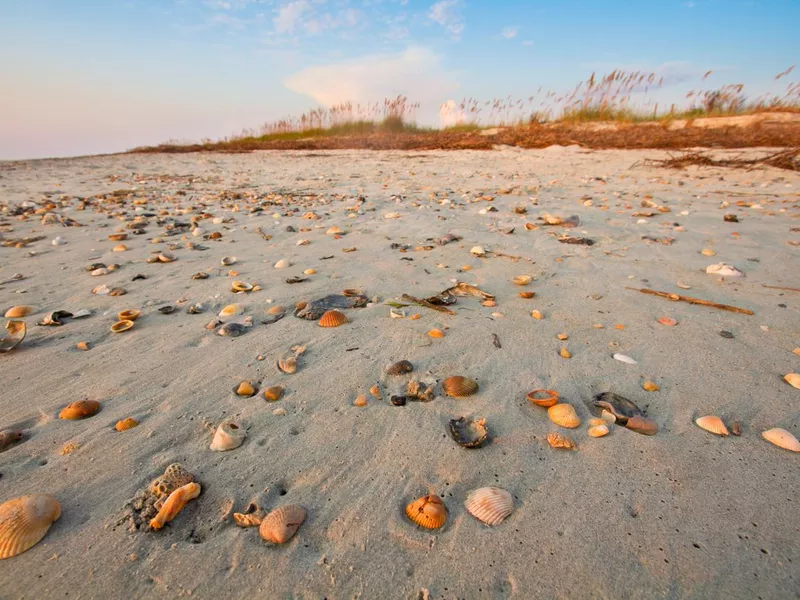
[442,376,479,398]
[259,505,307,544]
[110,320,134,333]
[149,482,201,530]
[761,428,800,452]
[784,373,800,390]
[117,309,141,321]
[210,422,246,451]
[405,495,447,529]
[264,386,284,402]
[219,304,243,317]
[0,321,26,353]
[588,424,610,438]
[59,400,100,420]
[695,416,729,436]
[4,306,35,318]
[318,310,348,327]
[547,403,580,428]
[527,389,559,408]
[0,495,61,559]
[115,417,139,431]
[464,487,513,526]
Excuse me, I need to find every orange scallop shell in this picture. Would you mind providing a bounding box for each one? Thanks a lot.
[427,328,445,338]
[0,495,61,559]
[761,427,800,452]
[405,495,447,529]
[115,417,139,431]
[527,389,559,408]
[59,400,100,420]
[695,415,729,436]
[318,310,349,327]
[441,376,479,398]
[259,505,307,544]
[4,306,35,319]
[588,424,610,438]
[547,403,581,428]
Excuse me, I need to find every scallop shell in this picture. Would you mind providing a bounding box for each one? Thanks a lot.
[108,233,127,241]
[405,495,447,529]
[512,275,532,286]
[231,281,254,293]
[113,244,127,252]
[658,317,677,326]
[527,389,559,408]
[220,256,237,266]
[784,373,800,390]
[448,417,489,448]
[274,259,290,269]
[115,417,139,432]
[427,328,445,338]
[588,424,610,438]
[547,403,580,428]
[217,322,247,337]
[547,432,576,449]
[259,505,307,544]
[117,309,141,321]
[264,386,284,402]
[0,495,61,559]
[318,310,348,327]
[149,482,201,530]
[695,416,729,436]
[219,304,244,317]
[157,252,176,263]
[519,291,535,299]
[0,321,26,353]
[442,376,479,398]
[233,381,257,397]
[386,360,413,376]
[761,428,800,452]
[4,306,35,318]
[0,430,24,453]
[110,320,135,333]
[210,422,246,451]
[464,487,513,526]
[59,400,100,420]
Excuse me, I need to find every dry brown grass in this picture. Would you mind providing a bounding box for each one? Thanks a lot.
[637,148,800,172]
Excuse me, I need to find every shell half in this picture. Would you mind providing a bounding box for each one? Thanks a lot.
[761,428,800,452]
[527,389,559,408]
[259,505,307,544]
[319,310,349,327]
[59,400,100,420]
[405,495,447,529]
[547,403,581,428]
[464,487,513,526]
[0,495,61,559]
[695,416,729,436]
[442,376,479,398]
[448,417,489,448]
[0,321,26,353]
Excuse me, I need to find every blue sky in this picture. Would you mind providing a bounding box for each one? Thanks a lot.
[1,0,798,159]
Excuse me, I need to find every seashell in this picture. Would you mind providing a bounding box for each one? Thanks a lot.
[527,389,559,408]
[705,263,743,277]
[220,256,237,266]
[192,272,209,280]
[386,360,413,375]
[0,429,24,453]
[588,424,610,438]
[267,305,285,316]
[92,284,112,296]
[86,262,106,272]
[4,306,35,318]
[470,246,486,257]
[0,321,26,353]
[157,252,176,263]
[701,248,716,256]
[483,300,497,308]
[592,392,657,435]
[612,353,637,365]
[112,244,127,252]
[318,310,348,327]
[405,495,447,529]
[559,347,572,359]
[642,380,659,392]
[530,310,543,320]
[149,482,201,530]
[219,304,243,317]
[695,416,729,436]
[278,354,298,374]
[784,373,800,390]
[210,422,246,451]
[519,291,535,299]
[428,328,445,338]
[547,403,580,428]
[91,267,109,276]
[115,417,139,432]
[206,319,222,330]
[326,226,342,234]
[234,381,257,397]
[625,415,659,436]
[761,428,800,453]
[274,259,290,269]
[389,307,406,319]
[658,317,677,326]
[51,236,66,246]
[108,233,128,241]
[353,394,368,407]
[231,281,253,293]
[111,320,135,333]
[263,386,284,402]
[588,418,607,427]
[303,268,315,275]
[76,340,89,350]
[117,309,141,321]
[0,495,61,559]
[547,432,576,449]
[59,400,100,420]
[464,487,513,526]
[512,275,532,285]
[109,287,126,296]
[259,505,307,544]
[217,322,247,337]
[38,310,73,326]
[731,422,742,436]
[557,333,568,340]
[369,384,382,399]
[448,417,489,448]
[406,380,435,402]
[442,376,479,398]
[233,510,265,527]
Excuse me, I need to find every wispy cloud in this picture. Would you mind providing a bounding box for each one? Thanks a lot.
[274,0,311,34]
[501,26,518,39]
[521,40,533,46]
[428,0,464,38]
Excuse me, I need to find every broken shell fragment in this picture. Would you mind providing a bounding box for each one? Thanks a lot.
[210,422,246,451]
[527,389,559,408]
[0,495,61,559]
[405,495,447,530]
[0,321,26,353]
[149,482,201,530]
[259,505,307,544]
[761,428,800,452]
[406,380,435,402]
[464,487,513,526]
[117,309,141,321]
[613,353,637,365]
[705,263,743,277]
[277,345,305,374]
[448,417,489,448]
[110,320,135,333]
[385,360,413,376]
[263,386,284,402]
[588,424,610,438]
[233,510,265,528]
[353,394,368,407]
[519,291,535,299]
[695,416,729,436]
[512,275,533,286]
[784,373,800,390]
[38,310,73,326]
[642,380,660,392]
[559,347,572,359]
[115,417,139,432]
[369,384,382,399]
[4,306,35,319]
[318,310,348,327]
[547,404,581,428]
[470,246,486,257]
[442,376,479,398]
[192,272,209,280]
[530,310,543,320]
[547,432,576,450]
[59,400,100,420]
[234,381,258,397]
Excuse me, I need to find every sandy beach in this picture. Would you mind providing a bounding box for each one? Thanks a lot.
[0,147,798,599]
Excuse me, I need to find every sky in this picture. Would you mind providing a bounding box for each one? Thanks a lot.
[0,0,798,159]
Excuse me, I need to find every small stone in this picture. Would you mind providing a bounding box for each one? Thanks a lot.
[719,331,734,339]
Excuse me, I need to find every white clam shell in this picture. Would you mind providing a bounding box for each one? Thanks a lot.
[464,486,513,526]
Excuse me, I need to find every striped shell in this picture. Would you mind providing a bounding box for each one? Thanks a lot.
[110,320,134,333]
[547,403,581,428]
[117,309,141,321]
[761,428,800,453]
[442,376,479,398]
[149,482,201,530]
[4,306,35,318]
[527,389,559,407]
[0,495,61,559]
[464,487,513,526]
[405,495,447,529]
[318,310,348,327]
[210,422,246,451]
[259,505,307,544]
[264,386,284,402]
[59,400,100,420]
[115,417,139,432]
[588,424,610,438]
[695,416,729,436]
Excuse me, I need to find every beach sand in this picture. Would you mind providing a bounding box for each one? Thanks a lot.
[0,147,798,599]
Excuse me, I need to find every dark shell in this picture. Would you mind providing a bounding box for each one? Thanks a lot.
[217,322,248,337]
[386,360,413,376]
[85,263,106,271]
[0,429,24,453]
[294,294,368,320]
[390,396,407,406]
[37,310,73,326]
[424,292,457,306]
[158,306,176,314]
[192,272,209,280]
[132,273,148,281]
[448,417,489,448]
[592,392,658,436]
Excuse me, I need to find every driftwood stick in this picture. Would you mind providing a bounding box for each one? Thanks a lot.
[761,284,800,293]
[625,287,754,315]
[401,294,456,315]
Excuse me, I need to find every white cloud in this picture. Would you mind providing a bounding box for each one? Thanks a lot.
[428,0,463,38]
[521,40,533,46]
[501,27,518,39]
[274,0,311,33]
[284,46,459,120]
